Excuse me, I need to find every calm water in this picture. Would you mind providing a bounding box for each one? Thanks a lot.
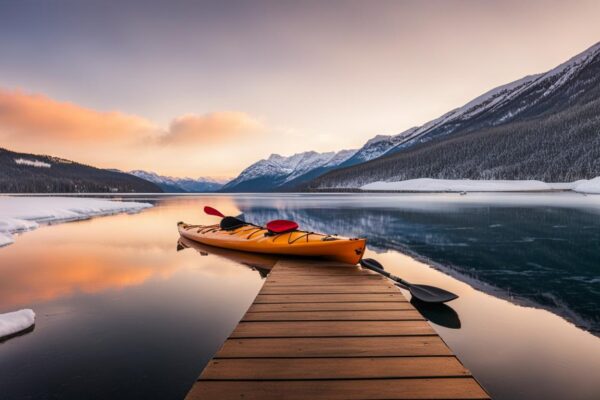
[1,194,600,400]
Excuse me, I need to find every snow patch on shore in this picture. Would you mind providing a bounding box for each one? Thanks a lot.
[0,309,35,339]
[572,177,600,194]
[0,196,152,247]
[361,178,600,193]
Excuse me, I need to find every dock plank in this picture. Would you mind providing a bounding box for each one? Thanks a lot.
[248,302,415,312]
[231,320,435,338]
[215,336,454,358]
[200,356,469,380]
[267,276,385,284]
[242,310,424,321]
[187,378,489,400]
[185,259,489,399]
[255,293,405,303]
[259,284,397,294]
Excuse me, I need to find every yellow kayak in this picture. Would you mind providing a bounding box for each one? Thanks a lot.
[177,221,366,264]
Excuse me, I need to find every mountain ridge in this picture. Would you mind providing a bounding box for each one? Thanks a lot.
[308,41,600,188]
[128,170,226,192]
[221,148,357,192]
[0,148,163,193]
[224,41,600,191]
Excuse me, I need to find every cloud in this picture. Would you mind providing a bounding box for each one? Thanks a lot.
[162,112,265,145]
[0,87,267,176]
[0,88,157,144]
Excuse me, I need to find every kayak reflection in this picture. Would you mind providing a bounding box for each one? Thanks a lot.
[177,236,277,278]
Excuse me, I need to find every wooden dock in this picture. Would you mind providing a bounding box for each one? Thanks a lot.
[185,259,490,399]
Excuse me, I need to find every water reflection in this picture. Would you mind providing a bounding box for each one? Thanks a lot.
[177,237,276,278]
[0,196,265,400]
[235,197,600,334]
[1,194,600,400]
[410,300,461,329]
[0,324,35,344]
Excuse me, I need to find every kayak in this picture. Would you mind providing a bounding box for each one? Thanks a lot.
[177,221,366,264]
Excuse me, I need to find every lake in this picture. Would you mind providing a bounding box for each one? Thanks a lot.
[1,193,599,399]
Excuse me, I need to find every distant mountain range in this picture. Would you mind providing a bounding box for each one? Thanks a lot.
[223,41,600,191]
[0,148,162,193]
[4,42,599,193]
[128,170,226,192]
[0,149,226,194]
[221,150,357,192]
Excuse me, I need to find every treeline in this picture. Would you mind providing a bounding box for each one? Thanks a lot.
[0,148,162,193]
[308,98,600,188]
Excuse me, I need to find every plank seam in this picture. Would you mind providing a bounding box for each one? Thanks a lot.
[212,355,459,359]
[197,375,474,382]
[229,334,440,339]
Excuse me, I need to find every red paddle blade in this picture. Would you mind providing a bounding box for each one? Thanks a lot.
[204,206,225,218]
[266,219,299,233]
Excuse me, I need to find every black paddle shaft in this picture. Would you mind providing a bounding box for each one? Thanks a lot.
[361,261,411,287]
[359,258,459,304]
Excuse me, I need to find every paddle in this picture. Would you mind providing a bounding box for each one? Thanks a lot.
[204,206,225,218]
[359,258,458,303]
[203,206,298,233]
[266,219,298,233]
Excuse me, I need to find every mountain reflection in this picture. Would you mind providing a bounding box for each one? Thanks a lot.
[237,202,600,335]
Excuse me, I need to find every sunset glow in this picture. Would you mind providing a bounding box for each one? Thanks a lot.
[1,0,600,177]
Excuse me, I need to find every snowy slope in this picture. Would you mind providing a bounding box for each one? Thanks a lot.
[0,196,152,247]
[222,149,357,191]
[338,127,419,167]
[129,170,226,192]
[384,41,600,153]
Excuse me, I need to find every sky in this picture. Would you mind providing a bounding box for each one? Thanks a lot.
[1,0,600,178]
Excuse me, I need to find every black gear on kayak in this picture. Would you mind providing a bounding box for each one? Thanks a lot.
[220,216,246,231]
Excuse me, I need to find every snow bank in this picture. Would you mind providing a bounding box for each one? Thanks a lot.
[361,178,600,193]
[572,177,600,194]
[0,196,152,247]
[362,178,552,192]
[0,309,35,339]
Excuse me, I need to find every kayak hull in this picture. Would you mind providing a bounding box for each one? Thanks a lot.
[178,222,366,265]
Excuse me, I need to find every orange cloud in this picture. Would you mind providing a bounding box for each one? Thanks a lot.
[162,112,264,145]
[0,87,267,176]
[0,88,156,143]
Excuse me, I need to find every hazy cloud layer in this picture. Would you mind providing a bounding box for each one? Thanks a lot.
[0,89,154,143]
[163,112,264,145]
[0,88,266,176]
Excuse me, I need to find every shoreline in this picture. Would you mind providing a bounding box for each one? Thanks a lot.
[0,196,153,248]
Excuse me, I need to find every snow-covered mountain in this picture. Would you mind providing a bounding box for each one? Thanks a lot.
[381,42,600,154]
[341,42,600,163]
[221,149,357,192]
[222,41,600,191]
[129,170,226,192]
[308,41,600,188]
[337,127,419,167]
